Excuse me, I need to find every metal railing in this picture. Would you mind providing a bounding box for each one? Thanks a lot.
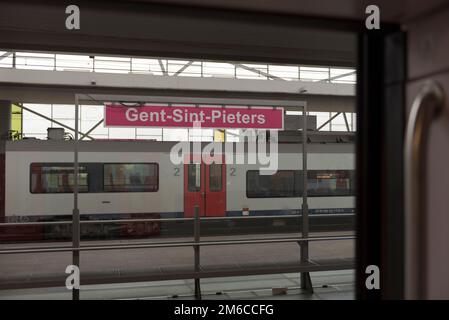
[0,235,355,255]
[0,51,356,84]
[0,211,354,299]
[0,212,354,227]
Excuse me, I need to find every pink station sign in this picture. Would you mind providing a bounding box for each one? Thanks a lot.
[104,104,284,130]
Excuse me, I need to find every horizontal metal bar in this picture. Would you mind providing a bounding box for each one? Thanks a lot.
[0,217,194,226]
[200,215,301,221]
[0,235,355,254]
[202,213,354,220]
[5,51,355,83]
[0,260,355,291]
[0,213,355,227]
[0,233,355,252]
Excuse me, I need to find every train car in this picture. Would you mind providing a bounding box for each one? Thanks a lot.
[0,139,355,241]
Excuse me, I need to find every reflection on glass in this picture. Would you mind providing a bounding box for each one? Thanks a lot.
[188,163,201,192]
[246,170,355,198]
[30,163,88,193]
[246,170,301,198]
[209,164,222,192]
[307,170,355,197]
[103,163,158,192]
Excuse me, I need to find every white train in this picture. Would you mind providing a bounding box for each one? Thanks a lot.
[0,139,355,239]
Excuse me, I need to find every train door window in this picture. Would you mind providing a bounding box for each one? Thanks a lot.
[30,163,88,193]
[246,170,301,198]
[103,163,158,192]
[188,163,201,192]
[209,163,222,192]
[307,170,355,197]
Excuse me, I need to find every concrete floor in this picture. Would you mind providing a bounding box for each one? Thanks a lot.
[0,270,355,300]
[0,232,354,299]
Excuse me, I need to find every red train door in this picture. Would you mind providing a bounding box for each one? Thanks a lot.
[205,160,226,217]
[184,155,226,218]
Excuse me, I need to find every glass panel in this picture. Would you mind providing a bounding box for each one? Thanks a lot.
[209,164,222,192]
[103,163,158,192]
[15,52,55,70]
[307,170,355,197]
[0,51,13,68]
[246,170,355,198]
[30,163,88,193]
[329,68,356,84]
[202,62,235,78]
[236,63,268,80]
[246,170,301,198]
[188,164,201,192]
[94,56,131,73]
[267,65,299,80]
[299,66,330,82]
[55,54,93,72]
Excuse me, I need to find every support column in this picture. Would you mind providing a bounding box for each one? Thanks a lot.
[300,104,313,294]
[0,100,11,140]
[0,100,11,223]
[72,97,80,300]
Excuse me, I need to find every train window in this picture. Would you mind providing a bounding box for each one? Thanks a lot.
[188,163,201,192]
[103,163,158,192]
[209,164,222,192]
[246,170,301,198]
[307,170,355,197]
[30,163,88,193]
[246,169,355,198]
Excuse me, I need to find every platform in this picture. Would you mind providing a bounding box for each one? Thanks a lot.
[0,232,354,293]
[0,270,355,300]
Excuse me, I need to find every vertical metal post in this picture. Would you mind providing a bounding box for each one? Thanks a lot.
[300,104,313,293]
[194,205,202,299]
[72,95,80,300]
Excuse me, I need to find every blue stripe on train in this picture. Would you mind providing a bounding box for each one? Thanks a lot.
[226,208,355,216]
[6,208,355,222]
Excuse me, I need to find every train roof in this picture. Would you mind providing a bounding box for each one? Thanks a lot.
[5,138,354,154]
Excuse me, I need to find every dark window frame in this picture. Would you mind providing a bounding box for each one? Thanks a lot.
[246,169,355,198]
[29,162,159,194]
[102,162,159,193]
[307,170,355,197]
[187,163,202,192]
[29,163,89,194]
[246,169,301,198]
[209,163,223,192]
